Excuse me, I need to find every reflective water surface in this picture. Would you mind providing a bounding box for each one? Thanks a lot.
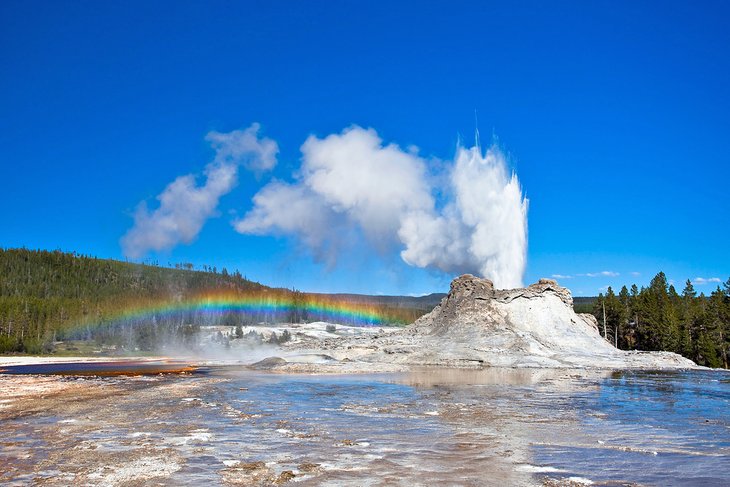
[1,367,728,486]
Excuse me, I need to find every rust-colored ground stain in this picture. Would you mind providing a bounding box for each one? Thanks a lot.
[0,360,198,376]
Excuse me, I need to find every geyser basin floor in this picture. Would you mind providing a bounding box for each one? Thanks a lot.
[1,368,728,486]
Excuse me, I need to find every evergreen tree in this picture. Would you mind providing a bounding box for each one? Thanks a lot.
[617,285,631,348]
[680,280,698,358]
[666,284,681,353]
[603,287,624,348]
[723,278,730,368]
[637,272,679,352]
[695,289,722,367]
[625,284,641,349]
[706,287,728,368]
[593,293,607,340]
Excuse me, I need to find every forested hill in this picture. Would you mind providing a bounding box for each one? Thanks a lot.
[0,248,266,353]
[0,248,268,301]
[0,248,429,353]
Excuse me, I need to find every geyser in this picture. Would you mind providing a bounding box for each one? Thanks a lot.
[399,142,528,288]
[236,125,529,288]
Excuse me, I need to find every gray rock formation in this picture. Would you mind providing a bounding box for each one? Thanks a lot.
[411,275,579,335]
[294,274,698,370]
[400,274,698,368]
[400,274,618,367]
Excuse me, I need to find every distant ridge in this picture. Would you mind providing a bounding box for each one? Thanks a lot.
[323,292,446,311]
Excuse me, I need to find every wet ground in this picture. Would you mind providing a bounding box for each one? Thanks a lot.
[1,366,728,486]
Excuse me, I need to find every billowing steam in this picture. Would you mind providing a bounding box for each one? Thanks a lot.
[235,127,433,266]
[236,126,529,288]
[122,123,528,288]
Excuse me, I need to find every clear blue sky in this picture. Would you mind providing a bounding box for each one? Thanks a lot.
[2,0,728,296]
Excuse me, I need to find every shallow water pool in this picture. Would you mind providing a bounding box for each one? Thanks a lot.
[0,367,727,486]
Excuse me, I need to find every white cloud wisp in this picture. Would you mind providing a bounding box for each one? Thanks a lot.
[121,123,278,259]
[692,277,722,286]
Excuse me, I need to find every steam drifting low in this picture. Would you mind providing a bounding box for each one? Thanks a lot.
[122,124,529,288]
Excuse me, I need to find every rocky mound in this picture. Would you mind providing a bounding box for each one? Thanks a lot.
[406,275,613,361]
[284,274,698,370]
[396,274,697,368]
[314,275,697,369]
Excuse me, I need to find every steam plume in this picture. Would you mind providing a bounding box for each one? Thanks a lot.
[399,144,528,288]
[236,126,529,288]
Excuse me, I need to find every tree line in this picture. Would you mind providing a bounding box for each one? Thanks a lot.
[0,248,424,354]
[592,272,729,368]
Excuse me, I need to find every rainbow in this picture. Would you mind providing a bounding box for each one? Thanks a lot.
[69,290,411,334]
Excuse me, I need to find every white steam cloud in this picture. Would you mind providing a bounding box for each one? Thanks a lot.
[398,144,528,288]
[237,127,433,252]
[205,123,279,173]
[235,181,345,266]
[121,123,278,259]
[235,126,529,288]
